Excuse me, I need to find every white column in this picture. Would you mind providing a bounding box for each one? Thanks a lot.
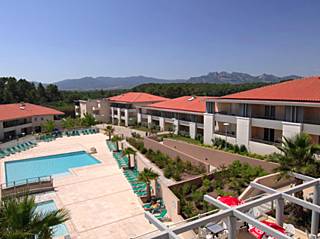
[227,216,237,239]
[276,198,285,227]
[137,112,142,124]
[111,107,115,124]
[124,109,129,126]
[189,122,196,139]
[311,184,320,235]
[159,117,165,131]
[173,119,179,135]
[0,122,4,141]
[117,108,121,126]
[204,113,214,145]
[282,122,302,140]
[236,117,251,148]
[147,115,152,127]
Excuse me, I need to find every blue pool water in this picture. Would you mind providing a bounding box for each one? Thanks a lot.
[35,200,69,238]
[5,151,100,184]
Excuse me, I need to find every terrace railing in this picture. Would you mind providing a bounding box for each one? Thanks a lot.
[1,176,54,198]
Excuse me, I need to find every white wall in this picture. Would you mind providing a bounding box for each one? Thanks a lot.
[159,117,165,131]
[249,141,280,155]
[203,113,214,145]
[189,122,196,139]
[236,117,251,148]
[282,122,301,139]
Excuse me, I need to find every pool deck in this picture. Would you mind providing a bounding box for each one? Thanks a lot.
[0,133,155,238]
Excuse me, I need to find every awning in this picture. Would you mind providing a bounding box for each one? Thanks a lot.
[248,220,286,239]
[217,196,244,207]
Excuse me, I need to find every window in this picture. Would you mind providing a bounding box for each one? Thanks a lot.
[206,102,215,113]
[263,128,275,142]
[265,106,275,119]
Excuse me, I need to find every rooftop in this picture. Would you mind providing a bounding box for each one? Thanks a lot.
[108,92,168,103]
[0,103,64,122]
[146,96,216,113]
[221,76,320,102]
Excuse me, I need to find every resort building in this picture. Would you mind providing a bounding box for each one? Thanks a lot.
[75,98,110,123]
[75,92,167,125]
[138,96,214,139]
[204,76,320,155]
[0,103,64,142]
[108,92,168,126]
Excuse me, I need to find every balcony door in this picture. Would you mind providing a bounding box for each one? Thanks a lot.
[265,105,275,120]
[263,128,275,142]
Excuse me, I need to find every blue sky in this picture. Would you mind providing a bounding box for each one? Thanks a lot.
[0,0,319,83]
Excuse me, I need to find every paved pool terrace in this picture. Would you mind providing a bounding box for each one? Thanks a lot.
[0,133,155,239]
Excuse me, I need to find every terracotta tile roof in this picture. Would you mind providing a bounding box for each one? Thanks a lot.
[146,96,216,113]
[0,103,64,121]
[108,92,168,103]
[221,76,320,102]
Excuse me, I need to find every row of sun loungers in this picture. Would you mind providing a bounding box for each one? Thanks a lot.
[106,139,167,220]
[65,128,98,137]
[143,199,167,220]
[40,128,99,142]
[0,141,37,158]
[106,141,117,151]
[123,169,149,197]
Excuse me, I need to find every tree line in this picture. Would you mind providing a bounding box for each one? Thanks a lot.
[132,82,268,98]
[0,77,269,116]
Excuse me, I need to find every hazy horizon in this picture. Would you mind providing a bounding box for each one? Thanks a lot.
[0,0,319,83]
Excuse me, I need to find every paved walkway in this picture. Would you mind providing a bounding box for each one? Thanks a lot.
[1,134,155,239]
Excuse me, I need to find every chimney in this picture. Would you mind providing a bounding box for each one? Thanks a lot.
[20,102,26,110]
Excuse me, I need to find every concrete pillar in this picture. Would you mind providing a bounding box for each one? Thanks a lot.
[159,117,165,131]
[137,112,142,124]
[117,108,121,126]
[311,184,320,235]
[147,115,152,128]
[0,122,4,141]
[124,109,129,126]
[282,122,302,140]
[111,107,115,124]
[203,113,214,145]
[189,122,196,139]
[276,198,285,227]
[227,216,237,239]
[236,117,251,149]
[173,119,179,135]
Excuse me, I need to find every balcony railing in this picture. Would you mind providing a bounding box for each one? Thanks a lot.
[250,137,281,146]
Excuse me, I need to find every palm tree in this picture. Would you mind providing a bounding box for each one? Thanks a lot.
[41,120,55,133]
[137,168,159,202]
[81,113,97,127]
[123,147,136,169]
[0,195,69,239]
[111,135,122,152]
[275,133,320,218]
[276,133,320,179]
[104,125,114,140]
[61,116,75,130]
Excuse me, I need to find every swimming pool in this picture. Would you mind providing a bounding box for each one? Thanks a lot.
[35,200,69,238]
[5,151,100,185]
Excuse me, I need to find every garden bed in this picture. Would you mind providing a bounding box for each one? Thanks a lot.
[171,160,267,218]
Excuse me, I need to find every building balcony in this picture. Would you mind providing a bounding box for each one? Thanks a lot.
[250,137,281,146]
[215,113,237,124]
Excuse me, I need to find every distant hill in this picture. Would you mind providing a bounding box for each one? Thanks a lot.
[187,72,301,84]
[53,72,301,90]
[53,76,183,91]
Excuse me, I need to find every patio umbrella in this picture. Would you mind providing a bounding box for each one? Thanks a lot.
[217,196,244,207]
[248,220,286,239]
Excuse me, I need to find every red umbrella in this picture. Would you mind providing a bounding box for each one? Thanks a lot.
[217,196,244,207]
[248,220,286,239]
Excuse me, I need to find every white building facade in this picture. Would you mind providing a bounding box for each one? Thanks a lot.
[203,77,320,155]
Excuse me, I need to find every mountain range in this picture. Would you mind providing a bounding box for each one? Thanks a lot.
[53,72,301,91]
